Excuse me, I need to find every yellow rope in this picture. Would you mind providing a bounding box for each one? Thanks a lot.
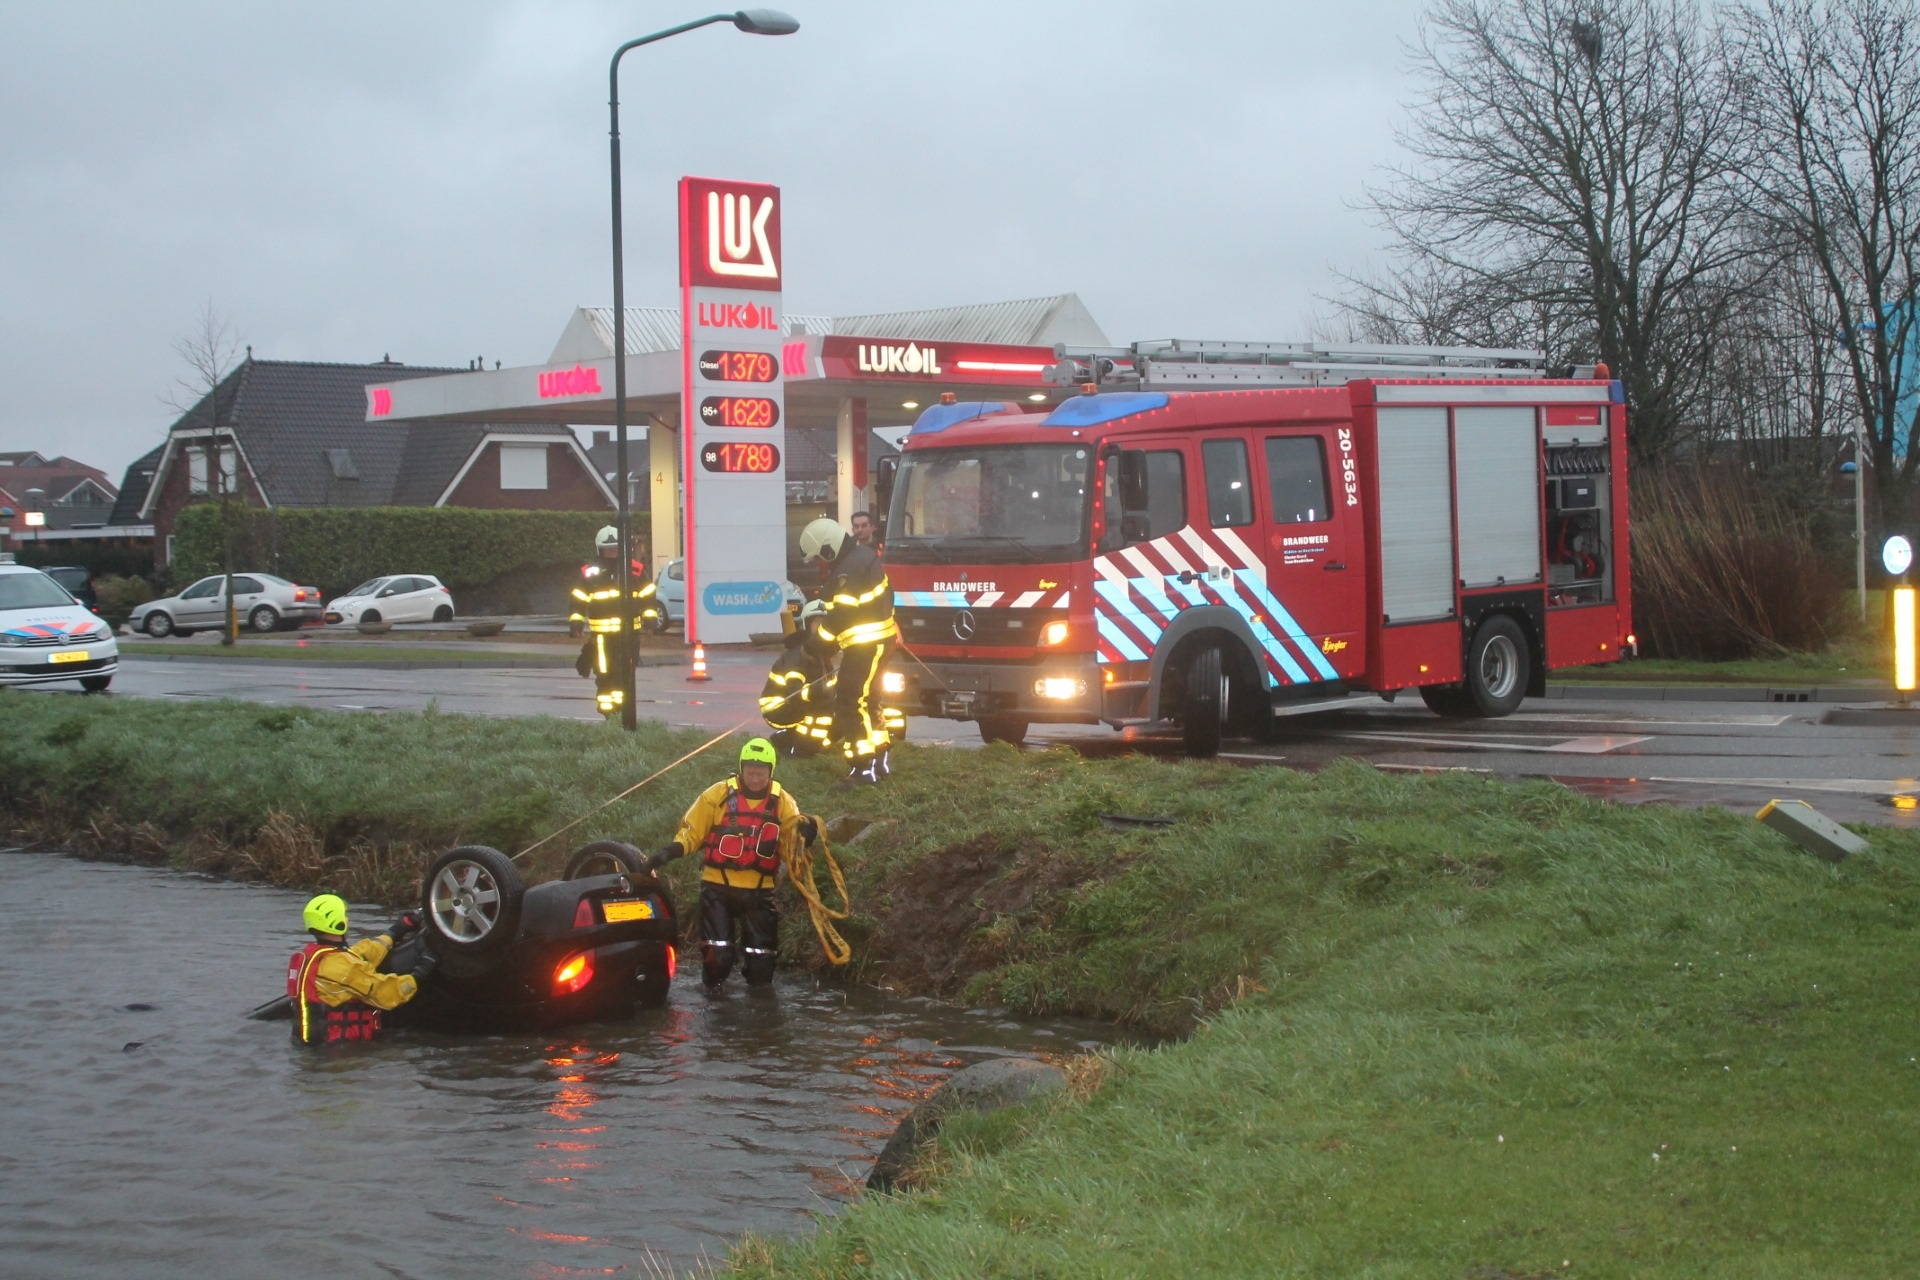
[513,724,746,862]
[786,820,852,965]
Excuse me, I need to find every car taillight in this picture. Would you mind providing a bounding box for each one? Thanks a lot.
[573,897,595,928]
[553,951,594,996]
[665,943,676,982]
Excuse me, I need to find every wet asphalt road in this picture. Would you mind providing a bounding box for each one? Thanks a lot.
[52,640,1920,829]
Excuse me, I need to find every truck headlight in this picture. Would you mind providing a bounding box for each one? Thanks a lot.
[881,671,906,695]
[1033,677,1086,700]
[1040,620,1070,646]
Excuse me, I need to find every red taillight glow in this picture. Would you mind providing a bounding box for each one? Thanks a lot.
[572,897,595,928]
[553,951,594,996]
[665,943,677,981]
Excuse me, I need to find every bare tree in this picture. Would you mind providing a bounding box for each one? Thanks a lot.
[164,302,244,645]
[1730,0,1920,506]
[1352,0,1755,467]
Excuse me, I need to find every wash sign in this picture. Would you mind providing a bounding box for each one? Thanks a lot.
[679,175,790,645]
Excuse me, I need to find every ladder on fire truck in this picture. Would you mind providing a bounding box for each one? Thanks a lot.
[1046,339,1573,390]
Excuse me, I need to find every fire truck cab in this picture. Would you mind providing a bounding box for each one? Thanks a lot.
[880,341,1631,756]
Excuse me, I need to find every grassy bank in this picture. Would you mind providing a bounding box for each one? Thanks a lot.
[4,694,1917,1274]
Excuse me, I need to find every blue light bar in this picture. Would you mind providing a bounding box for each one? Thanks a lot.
[1040,392,1170,429]
[909,401,1020,435]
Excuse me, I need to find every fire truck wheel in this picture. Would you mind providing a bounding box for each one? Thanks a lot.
[1418,684,1475,718]
[1464,616,1529,717]
[1180,645,1226,758]
[977,716,1028,746]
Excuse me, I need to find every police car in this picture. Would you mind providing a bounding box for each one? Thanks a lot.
[0,557,119,692]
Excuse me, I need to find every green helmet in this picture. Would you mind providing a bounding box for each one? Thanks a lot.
[303,893,349,935]
[739,737,779,772]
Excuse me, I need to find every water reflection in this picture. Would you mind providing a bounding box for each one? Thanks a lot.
[0,853,1119,1278]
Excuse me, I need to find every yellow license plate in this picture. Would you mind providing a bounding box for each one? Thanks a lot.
[49,650,89,664]
[601,899,655,922]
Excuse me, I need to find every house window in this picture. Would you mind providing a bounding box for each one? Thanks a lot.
[500,444,549,490]
[188,445,239,495]
[188,448,208,494]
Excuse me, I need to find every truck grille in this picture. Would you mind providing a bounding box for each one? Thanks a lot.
[897,606,1066,648]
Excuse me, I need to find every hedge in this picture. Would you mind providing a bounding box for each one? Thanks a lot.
[170,505,632,595]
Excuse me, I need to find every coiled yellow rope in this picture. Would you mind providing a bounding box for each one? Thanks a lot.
[786,821,852,965]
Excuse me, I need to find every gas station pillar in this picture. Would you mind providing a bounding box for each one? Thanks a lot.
[649,415,681,571]
[836,396,868,524]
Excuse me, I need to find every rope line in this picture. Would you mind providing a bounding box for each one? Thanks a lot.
[513,723,746,862]
[786,823,853,966]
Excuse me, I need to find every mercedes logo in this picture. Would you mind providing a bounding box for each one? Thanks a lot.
[952,609,978,642]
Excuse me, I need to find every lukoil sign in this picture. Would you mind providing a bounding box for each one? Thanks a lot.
[857,343,943,376]
[681,177,782,292]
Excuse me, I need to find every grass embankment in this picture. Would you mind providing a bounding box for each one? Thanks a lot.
[4,695,1918,1274]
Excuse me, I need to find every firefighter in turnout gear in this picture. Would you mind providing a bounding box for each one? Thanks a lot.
[798,517,899,784]
[287,894,434,1046]
[571,525,659,719]
[643,738,818,991]
[760,600,834,755]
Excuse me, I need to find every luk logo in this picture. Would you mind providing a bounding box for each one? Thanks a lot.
[707,191,778,281]
[537,365,603,399]
[858,343,942,376]
[697,302,779,331]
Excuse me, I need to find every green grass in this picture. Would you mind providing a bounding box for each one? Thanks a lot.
[1563,635,1880,685]
[3,694,1916,1275]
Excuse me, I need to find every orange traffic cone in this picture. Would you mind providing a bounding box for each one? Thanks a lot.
[687,643,711,682]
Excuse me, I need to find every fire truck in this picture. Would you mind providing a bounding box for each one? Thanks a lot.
[877,340,1631,756]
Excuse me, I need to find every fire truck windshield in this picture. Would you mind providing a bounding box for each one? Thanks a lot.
[886,444,1091,565]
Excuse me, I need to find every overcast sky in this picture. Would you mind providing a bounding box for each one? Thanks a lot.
[1,0,1430,479]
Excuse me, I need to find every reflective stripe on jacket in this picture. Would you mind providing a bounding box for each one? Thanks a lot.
[570,562,658,632]
[814,543,898,649]
[286,936,418,1046]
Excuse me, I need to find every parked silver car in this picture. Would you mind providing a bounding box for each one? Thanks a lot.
[129,573,325,636]
[324,575,456,626]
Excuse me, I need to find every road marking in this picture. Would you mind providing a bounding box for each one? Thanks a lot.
[1337,729,1653,755]
[1636,774,1920,798]
[1511,711,1794,728]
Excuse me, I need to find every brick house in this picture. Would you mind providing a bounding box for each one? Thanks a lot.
[0,452,119,541]
[117,357,615,567]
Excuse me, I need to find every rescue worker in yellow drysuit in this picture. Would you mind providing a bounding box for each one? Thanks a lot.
[286,894,434,1046]
[760,600,835,755]
[642,738,818,991]
[798,517,899,784]
[570,525,659,719]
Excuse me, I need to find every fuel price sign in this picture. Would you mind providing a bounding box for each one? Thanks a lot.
[698,349,777,383]
[700,441,781,474]
[698,395,780,429]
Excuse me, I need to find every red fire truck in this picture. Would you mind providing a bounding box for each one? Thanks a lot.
[877,341,1631,756]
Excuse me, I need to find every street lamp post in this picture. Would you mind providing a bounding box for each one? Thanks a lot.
[607,8,799,730]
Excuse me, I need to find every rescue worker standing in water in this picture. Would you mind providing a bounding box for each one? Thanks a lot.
[642,738,818,991]
[570,525,659,719]
[288,894,435,1046]
[798,517,899,784]
[760,600,835,755]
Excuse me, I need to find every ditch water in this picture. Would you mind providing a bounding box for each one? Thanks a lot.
[0,852,1118,1279]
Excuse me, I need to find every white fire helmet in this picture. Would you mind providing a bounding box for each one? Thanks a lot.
[595,525,620,554]
[799,599,827,625]
[799,518,849,563]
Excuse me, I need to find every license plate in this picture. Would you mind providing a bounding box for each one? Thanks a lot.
[601,898,656,922]
[49,650,89,664]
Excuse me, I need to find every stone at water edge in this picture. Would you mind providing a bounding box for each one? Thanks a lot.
[866,1057,1067,1193]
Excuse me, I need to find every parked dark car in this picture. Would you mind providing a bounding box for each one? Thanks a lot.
[42,565,97,612]
[384,842,679,1033]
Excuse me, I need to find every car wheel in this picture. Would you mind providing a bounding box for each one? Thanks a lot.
[1180,645,1226,758]
[564,840,646,879]
[144,612,174,638]
[646,610,669,635]
[977,716,1027,746]
[248,605,279,634]
[432,605,453,623]
[80,675,112,693]
[1464,616,1529,718]
[423,846,524,956]
[362,609,382,624]
[1419,684,1476,718]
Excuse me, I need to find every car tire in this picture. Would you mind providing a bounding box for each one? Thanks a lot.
[362,609,382,624]
[977,716,1027,746]
[433,605,453,623]
[80,675,112,693]
[144,612,175,638]
[1180,645,1226,758]
[564,840,646,879]
[646,610,669,635]
[1464,615,1529,718]
[248,605,279,634]
[423,846,524,956]
[1419,684,1476,718]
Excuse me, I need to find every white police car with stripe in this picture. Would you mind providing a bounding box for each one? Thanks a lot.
[0,559,119,691]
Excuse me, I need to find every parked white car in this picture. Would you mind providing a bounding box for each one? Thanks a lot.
[0,560,119,691]
[324,575,456,626]
[652,559,805,629]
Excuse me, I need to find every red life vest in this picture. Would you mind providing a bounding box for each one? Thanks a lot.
[287,942,383,1046]
[701,781,785,879]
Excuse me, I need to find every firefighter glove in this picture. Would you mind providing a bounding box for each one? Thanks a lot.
[644,843,685,872]
[797,817,819,845]
[387,911,422,943]
[411,951,440,980]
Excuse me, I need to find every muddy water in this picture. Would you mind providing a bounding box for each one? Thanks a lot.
[0,853,1117,1279]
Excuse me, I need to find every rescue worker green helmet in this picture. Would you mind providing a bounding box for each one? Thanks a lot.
[739,737,779,772]
[303,893,349,935]
[798,517,848,564]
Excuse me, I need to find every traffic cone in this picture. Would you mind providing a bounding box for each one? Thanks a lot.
[687,643,711,682]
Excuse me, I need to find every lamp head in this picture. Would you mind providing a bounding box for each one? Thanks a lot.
[733,8,799,34]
